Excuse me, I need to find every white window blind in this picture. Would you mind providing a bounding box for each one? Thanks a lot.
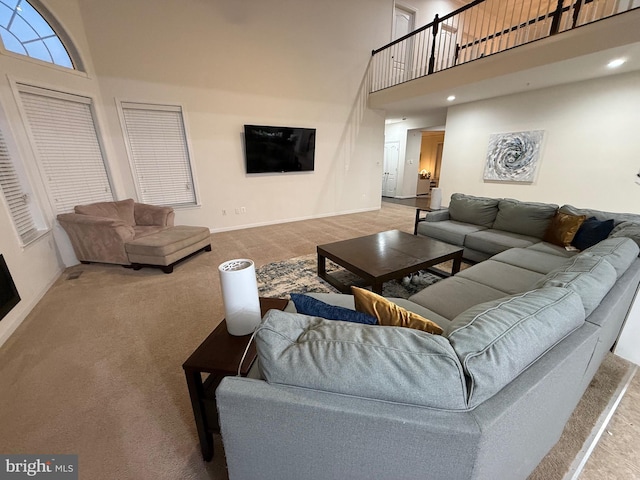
[121,102,196,207]
[18,85,113,214]
[0,129,38,243]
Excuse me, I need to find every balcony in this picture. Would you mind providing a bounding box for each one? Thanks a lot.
[369,0,640,118]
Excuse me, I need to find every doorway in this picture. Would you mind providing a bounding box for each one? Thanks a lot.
[382,141,400,198]
[392,5,416,84]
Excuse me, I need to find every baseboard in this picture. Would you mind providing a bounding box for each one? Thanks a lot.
[0,268,63,349]
[564,364,638,480]
[209,207,380,233]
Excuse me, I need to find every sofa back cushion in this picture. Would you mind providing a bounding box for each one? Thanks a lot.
[492,199,558,238]
[448,193,499,228]
[609,221,640,250]
[447,287,585,408]
[583,237,639,278]
[75,198,136,226]
[256,310,469,410]
[560,204,640,226]
[534,253,617,316]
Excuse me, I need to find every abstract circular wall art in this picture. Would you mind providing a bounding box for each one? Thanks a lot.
[483,130,544,183]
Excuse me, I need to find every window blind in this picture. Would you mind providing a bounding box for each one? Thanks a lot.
[121,102,196,207]
[0,130,38,243]
[18,85,113,215]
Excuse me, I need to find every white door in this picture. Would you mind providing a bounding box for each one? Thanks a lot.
[382,142,399,197]
[392,6,415,83]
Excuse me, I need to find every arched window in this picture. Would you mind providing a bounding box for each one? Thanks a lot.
[0,0,82,70]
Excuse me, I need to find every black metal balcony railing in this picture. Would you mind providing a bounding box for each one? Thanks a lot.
[370,0,638,93]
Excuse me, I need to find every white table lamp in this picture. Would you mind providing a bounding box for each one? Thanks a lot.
[218,259,262,336]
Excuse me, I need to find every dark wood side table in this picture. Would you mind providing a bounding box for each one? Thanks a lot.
[183,297,289,461]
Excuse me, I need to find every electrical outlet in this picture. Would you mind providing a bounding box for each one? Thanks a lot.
[235,208,240,214]
[241,207,246,214]
[222,209,227,216]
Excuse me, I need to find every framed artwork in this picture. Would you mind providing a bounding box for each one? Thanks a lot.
[483,130,544,183]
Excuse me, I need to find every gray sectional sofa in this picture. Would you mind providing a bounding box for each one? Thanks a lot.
[216,196,640,480]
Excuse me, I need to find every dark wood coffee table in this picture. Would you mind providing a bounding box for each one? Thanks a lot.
[317,230,463,294]
[183,297,289,462]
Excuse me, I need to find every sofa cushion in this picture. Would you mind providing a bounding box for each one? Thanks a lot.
[75,198,136,226]
[290,293,377,325]
[448,193,499,228]
[534,253,617,316]
[526,242,578,258]
[447,287,585,407]
[409,277,507,321]
[456,260,544,295]
[256,310,468,409]
[464,229,539,256]
[583,237,639,278]
[609,221,640,249]
[351,287,443,334]
[560,204,640,226]
[542,211,586,247]
[417,220,486,246]
[572,217,615,251]
[491,248,572,274]
[493,199,558,238]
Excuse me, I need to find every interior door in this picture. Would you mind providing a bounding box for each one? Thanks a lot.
[392,6,415,83]
[383,141,399,197]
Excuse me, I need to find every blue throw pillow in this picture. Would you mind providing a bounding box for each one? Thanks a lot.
[572,217,615,251]
[290,293,377,325]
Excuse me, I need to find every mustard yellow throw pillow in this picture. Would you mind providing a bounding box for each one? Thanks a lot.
[543,211,586,247]
[351,286,443,335]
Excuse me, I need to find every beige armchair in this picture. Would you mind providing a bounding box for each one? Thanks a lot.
[58,199,211,273]
[57,198,174,265]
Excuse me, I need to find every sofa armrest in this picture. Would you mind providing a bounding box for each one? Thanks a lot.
[57,213,135,264]
[134,203,175,227]
[425,208,450,222]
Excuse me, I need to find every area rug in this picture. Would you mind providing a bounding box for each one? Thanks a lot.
[256,254,444,299]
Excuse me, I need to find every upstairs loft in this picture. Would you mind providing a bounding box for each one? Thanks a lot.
[369,0,640,119]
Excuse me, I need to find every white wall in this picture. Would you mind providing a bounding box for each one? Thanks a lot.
[439,71,640,213]
[0,0,103,345]
[75,0,392,231]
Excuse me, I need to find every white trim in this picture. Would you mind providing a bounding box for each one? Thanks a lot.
[116,98,200,207]
[9,79,115,215]
[564,364,637,479]
[210,207,380,233]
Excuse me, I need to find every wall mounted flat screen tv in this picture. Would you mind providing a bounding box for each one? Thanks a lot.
[244,125,315,174]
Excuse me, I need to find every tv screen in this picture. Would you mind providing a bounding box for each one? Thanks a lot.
[244,125,315,174]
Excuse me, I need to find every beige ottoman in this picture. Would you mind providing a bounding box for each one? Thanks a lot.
[125,225,211,273]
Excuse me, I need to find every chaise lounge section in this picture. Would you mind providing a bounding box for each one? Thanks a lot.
[216,197,640,480]
[57,198,211,273]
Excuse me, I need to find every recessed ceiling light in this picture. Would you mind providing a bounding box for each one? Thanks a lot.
[447,95,456,102]
[607,58,626,69]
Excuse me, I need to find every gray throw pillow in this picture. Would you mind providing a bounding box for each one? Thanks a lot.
[448,193,499,228]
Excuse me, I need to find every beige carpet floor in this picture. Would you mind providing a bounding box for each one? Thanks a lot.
[0,202,635,479]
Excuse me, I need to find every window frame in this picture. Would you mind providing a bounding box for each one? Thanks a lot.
[117,100,200,209]
[14,81,115,216]
[0,0,85,72]
[0,102,48,246]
